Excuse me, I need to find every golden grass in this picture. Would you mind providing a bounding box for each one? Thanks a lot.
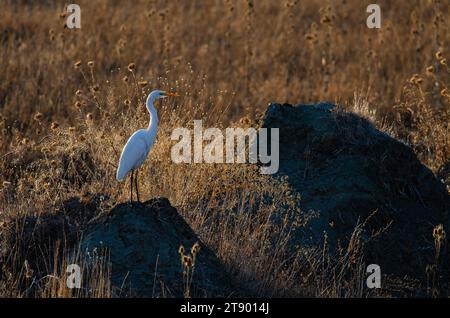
[0,0,449,297]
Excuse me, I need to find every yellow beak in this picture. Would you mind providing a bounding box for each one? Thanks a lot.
[166,92,180,97]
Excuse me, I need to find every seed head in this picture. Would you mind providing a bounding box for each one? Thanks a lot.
[124,99,131,106]
[87,61,94,68]
[75,90,82,97]
[409,74,423,86]
[2,181,11,188]
[426,66,434,75]
[178,245,185,255]
[127,63,136,72]
[191,242,201,255]
[436,51,443,60]
[305,34,314,41]
[182,255,193,267]
[138,80,148,87]
[117,39,127,49]
[51,122,59,130]
[74,60,82,69]
[320,15,331,24]
[34,112,44,121]
[122,76,129,83]
[239,116,251,126]
[433,224,446,242]
[86,113,93,121]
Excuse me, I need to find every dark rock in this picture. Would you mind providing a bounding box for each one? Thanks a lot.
[261,102,450,276]
[79,198,236,297]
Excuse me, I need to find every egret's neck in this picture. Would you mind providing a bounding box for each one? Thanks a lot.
[146,97,158,132]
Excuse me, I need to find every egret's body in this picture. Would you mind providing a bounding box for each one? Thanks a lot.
[116,90,177,203]
[116,129,156,180]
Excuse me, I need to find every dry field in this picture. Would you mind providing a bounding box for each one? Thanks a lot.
[0,0,449,297]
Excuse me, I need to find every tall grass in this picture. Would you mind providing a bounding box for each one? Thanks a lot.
[0,0,449,297]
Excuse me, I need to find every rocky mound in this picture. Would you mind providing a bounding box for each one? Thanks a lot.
[0,197,237,297]
[261,102,449,276]
[78,198,236,297]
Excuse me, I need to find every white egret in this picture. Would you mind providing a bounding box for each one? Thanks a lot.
[116,89,179,203]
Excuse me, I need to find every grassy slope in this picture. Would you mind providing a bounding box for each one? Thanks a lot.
[0,0,449,297]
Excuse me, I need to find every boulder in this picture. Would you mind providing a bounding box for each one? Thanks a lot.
[261,102,449,276]
[79,198,236,297]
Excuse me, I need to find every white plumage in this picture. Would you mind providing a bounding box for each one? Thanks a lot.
[116,129,154,181]
[116,89,178,203]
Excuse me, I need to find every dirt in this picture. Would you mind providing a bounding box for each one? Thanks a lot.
[78,198,237,297]
[260,102,450,277]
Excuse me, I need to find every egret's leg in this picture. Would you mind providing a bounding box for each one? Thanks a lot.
[135,170,140,203]
[130,170,134,204]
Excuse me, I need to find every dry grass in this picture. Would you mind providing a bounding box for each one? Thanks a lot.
[0,0,449,297]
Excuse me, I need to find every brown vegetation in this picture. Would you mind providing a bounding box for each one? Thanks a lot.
[0,0,449,297]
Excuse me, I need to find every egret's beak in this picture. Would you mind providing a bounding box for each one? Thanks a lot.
[165,92,180,97]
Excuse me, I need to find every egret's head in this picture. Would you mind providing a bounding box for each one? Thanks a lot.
[146,89,179,109]
[149,90,179,100]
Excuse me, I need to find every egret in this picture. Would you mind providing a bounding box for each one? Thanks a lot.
[116,89,178,204]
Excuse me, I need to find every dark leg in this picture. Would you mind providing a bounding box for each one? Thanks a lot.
[135,170,140,203]
[130,170,134,204]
